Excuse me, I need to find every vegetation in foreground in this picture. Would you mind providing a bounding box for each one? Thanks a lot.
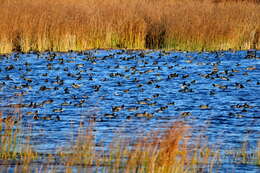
[0,0,259,53]
[0,111,260,172]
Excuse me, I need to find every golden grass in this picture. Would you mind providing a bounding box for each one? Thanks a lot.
[0,113,37,173]
[0,114,217,172]
[0,0,259,53]
[54,121,220,172]
[1,109,260,172]
[227,140,260,166]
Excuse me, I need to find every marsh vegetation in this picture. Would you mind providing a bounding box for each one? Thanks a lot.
[1,114,260,172]
[0,0,259,53]
[0,0,260,172]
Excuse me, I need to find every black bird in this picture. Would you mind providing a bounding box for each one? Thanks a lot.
[181,112,191,117]
[93,85,101,92]
[4,75,12,80]
[135,112,153,118]
[235,83,244,89]
[64,87,70,94]
[33,115,39,120]
[5,65,14,71]
[55,116,61,121]
[112,105,124,112]
[40,86,50,91]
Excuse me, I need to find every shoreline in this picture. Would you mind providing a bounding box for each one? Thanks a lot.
[0,48,259,56]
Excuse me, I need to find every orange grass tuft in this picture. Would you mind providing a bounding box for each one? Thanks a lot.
[123,122,191,172]
[0,0,259,53]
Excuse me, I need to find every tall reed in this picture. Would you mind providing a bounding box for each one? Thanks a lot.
[0,0,259,53]
[1,111,260,172]
[56,121,218,172]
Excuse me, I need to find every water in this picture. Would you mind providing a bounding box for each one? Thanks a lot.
[0,50,259,170]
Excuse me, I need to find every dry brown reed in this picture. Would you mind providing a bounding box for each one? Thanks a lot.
[0,0,259,53]
[0,115,216,172]
[57,121,218,172]
[1,112,260,172]
[0,113,37,173]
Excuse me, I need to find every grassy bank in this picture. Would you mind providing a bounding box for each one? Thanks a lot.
[0,0,259,53]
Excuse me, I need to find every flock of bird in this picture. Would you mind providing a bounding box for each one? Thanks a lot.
[0,50,259,127]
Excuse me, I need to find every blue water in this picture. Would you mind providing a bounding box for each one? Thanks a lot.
[0,50,259,171]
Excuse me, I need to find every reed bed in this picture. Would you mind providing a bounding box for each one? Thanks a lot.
[0,117,217,172]
[58,121,218,172]
[0,0,259,53]
[1,111,260,172]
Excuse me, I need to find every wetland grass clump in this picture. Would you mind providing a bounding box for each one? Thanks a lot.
[0,0,259,53]
[0,112,260,172]
[227,140,260,167]
[52,121,220,172]
[0,112,38,173]
[0,114,218,172]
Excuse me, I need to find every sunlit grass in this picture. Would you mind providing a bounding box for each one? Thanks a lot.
[226,140,260,167]
[57,121,219,172]
[0,109,260,172]
[0,0,259,53]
